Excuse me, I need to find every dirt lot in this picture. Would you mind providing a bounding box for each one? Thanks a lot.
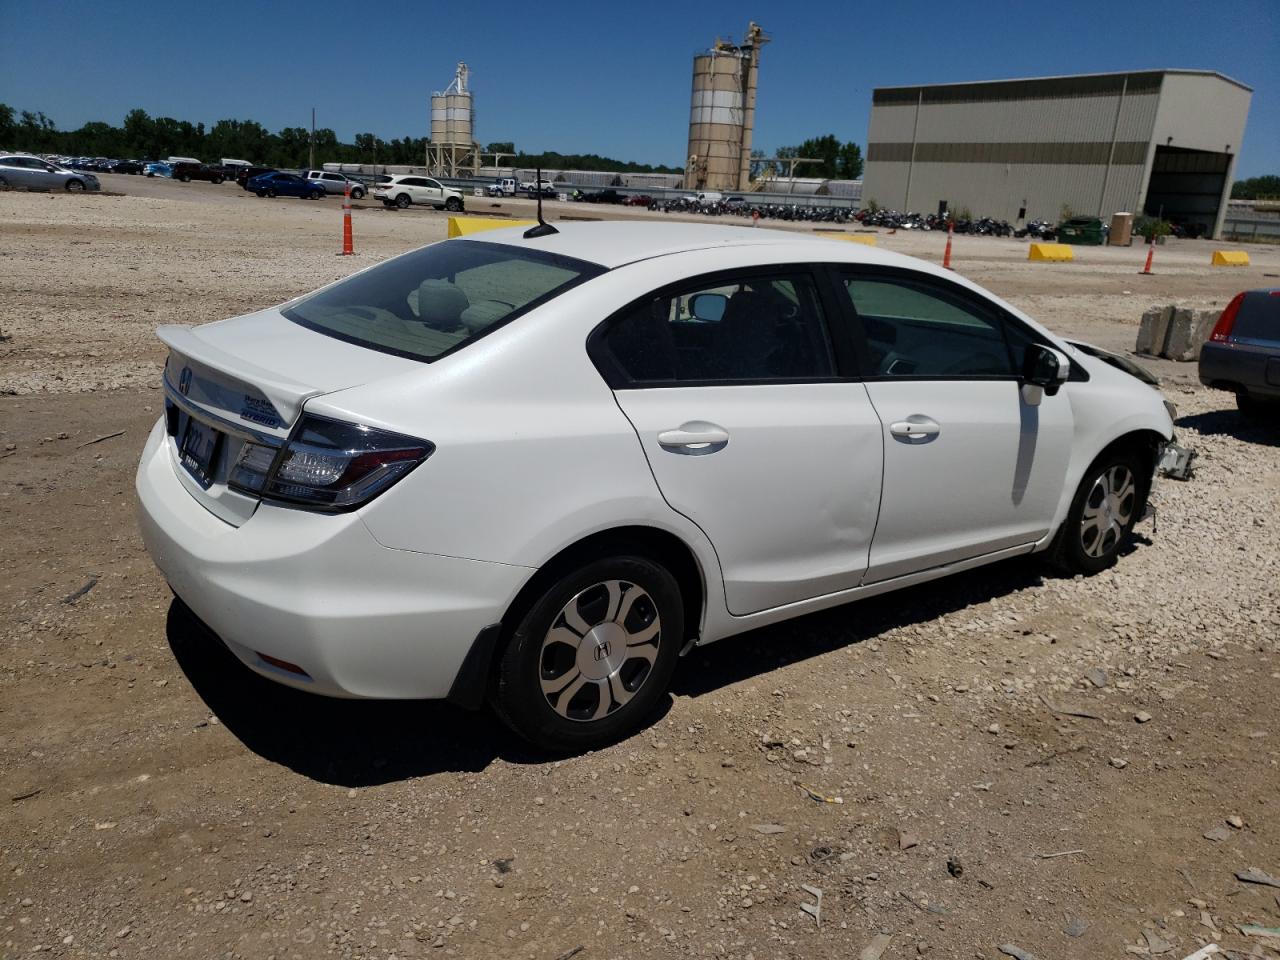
[2,175,1278,960]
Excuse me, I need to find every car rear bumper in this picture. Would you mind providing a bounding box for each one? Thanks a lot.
[1199,341,1280,399]
[135,418,530,700]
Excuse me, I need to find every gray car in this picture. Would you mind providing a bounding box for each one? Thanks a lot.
[0,154,100,192]
[1198,288,1280,419]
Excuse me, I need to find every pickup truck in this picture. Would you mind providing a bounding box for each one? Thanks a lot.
[304,170,366,199]
[487,177,518,197]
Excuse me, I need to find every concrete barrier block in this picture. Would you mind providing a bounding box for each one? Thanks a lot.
[1029,243,1074,262]
[1164,308,1198,361]
[1211,250,1250,266]
[447,216,536,238]
[1135,305,1173,356]
[1187,309,1220,361]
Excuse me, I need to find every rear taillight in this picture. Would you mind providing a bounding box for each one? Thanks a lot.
[1209,292,1246,343]
[230,415,432,512]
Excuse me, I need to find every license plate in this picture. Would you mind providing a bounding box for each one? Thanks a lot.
[179,418,222,488]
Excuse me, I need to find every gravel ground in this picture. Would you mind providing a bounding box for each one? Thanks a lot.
[1,176,1278,960]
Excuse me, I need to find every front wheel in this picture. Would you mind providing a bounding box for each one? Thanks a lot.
[493,556,684,753]
[265,188,276,198]
[395,193,411,209]
[65,179,85,192]
[444,196,463,212]
[1047,450,1143,575]
[350,187,364,200]
[180,175,191,183]
[307,189,322,200]
[212,176,224,184]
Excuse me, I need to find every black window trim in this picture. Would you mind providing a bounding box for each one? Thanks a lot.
[824,263,1088,383]
[284,239,608,364]
[587,263,860,390]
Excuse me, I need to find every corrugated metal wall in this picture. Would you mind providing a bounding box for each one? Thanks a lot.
[862,72,1175,220]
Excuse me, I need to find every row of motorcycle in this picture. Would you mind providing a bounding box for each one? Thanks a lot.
[647,198,1059,238]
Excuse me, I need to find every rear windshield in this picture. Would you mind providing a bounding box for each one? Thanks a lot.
[1233,291,1279,342]
[283,240,604,361]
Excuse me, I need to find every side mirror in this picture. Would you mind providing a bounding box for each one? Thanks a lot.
[689,293,728,323]
[1022,344,1070,401]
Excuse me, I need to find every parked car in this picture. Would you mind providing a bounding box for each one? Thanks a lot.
[0,154,100,192]
[1198,288,1280,419]
[303,170,366,199]
[581,189,625,204]
[136,222,1176,751]
[487,177,519,197]
[246,171,327,199]
[144,161,172,178]
[110,159,145,175]
[523,179,557,197]
[372,175,465,211]
[237,166,277,189]
[625,194,654,207]
[171,162,226,184]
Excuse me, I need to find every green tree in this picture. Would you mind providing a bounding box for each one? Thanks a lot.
[0,103,17,146]
[1231,175,1280,199]
[837,141,863,180]
[485,141,515,155]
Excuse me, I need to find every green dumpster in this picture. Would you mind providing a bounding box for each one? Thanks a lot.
[1056,217,1105,246]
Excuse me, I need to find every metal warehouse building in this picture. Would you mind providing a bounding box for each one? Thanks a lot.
[861,70,1251,238]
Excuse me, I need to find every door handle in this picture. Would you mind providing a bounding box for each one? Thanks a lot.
[889,415,941,444]
[657,421,729,456]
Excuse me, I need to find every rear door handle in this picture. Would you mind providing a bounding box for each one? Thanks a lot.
[657,421,729,456]
[889,415,940,443]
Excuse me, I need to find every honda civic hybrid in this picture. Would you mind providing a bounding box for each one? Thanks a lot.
[137,222,1175,751]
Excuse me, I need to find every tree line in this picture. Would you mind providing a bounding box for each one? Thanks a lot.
[1231,175,1280,200]
[752,135,864,181]
[0,105,682,174]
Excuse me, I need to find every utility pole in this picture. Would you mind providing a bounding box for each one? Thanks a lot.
[309,107,316,170]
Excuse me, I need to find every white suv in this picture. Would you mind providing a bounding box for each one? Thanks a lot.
[136,223,1174,751]
[372,175,464,211]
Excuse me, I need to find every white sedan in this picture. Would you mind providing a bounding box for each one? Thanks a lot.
[136,223,1175,751]
[372,174,465,211]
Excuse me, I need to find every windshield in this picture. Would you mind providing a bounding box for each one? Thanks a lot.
[283,240,605,362]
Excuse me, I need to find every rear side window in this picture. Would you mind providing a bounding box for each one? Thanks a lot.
[1233,292,1280,342]
[841,275,1015,378]
[284,240,604,362]
[599,272,835,385]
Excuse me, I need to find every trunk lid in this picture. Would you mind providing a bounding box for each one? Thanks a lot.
[158,309,425,526]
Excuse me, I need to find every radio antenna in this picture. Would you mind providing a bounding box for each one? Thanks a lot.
[523,166,558,238]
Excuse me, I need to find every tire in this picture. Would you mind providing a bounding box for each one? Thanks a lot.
[1047,449,1144,575]
[255,190,266,198]
[492,555,684,753]
[444,196,463,212]
[1236,389,1274,421]
[394,193,411,209]
[180,175,191,183]
[351,187,364,200]
[307,189,322,200]
[65,179,85,192]
[212,176,224,185]
[265,188,276,198]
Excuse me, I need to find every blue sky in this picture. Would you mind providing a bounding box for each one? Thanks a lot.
[2,0,1276,177]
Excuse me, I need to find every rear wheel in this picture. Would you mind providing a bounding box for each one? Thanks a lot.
[212,176,224,184]
[1236,389,1275,421]
[1048,449,1143,575]
[265,188,276,198]
[395,193,411,209]
[180,174,191,183]
[65,179,85,192]
[493,556,683,753]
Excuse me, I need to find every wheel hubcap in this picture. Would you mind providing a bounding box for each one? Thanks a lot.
[1080,465,1135,558]
[539,580,661,722]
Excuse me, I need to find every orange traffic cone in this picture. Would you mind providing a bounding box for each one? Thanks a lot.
[942,221,954,270]
[341,182,354,256]
[1138,235,1154,275]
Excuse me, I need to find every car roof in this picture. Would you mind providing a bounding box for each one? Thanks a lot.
[462,220,928,271]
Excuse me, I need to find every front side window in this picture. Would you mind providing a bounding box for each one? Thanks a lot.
[599,272,835,385]
[840,274,1016,378]
[284,240,603,362]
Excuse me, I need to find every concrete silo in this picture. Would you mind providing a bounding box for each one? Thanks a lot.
[428,62,479,177]
[685,22,767,192]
